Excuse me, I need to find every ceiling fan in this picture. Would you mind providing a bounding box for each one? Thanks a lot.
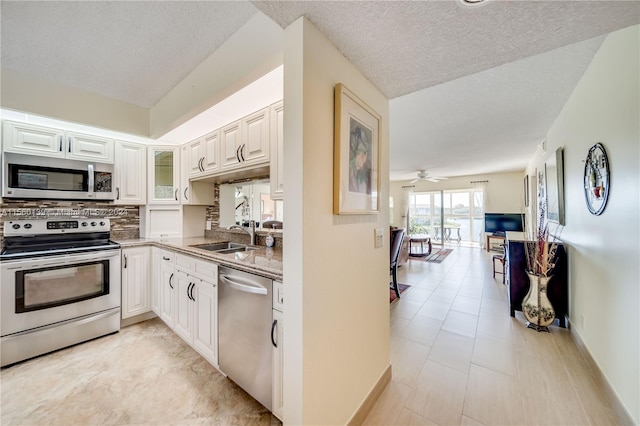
[409,170,448,183]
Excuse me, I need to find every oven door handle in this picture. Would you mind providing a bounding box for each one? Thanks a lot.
[5,250,121,269]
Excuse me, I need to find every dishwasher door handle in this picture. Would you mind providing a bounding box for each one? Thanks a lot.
[220,275,268,295]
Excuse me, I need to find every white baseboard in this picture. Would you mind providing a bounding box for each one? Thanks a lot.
[347,364,392,425]
[568,320,636,425]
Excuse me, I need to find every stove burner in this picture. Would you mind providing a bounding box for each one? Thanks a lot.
[1,218,120,260]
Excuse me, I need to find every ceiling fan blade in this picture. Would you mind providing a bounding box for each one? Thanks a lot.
[426,178,440,182]
[409,178,419,183]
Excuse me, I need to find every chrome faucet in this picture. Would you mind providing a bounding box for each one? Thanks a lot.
[229,220,256,246]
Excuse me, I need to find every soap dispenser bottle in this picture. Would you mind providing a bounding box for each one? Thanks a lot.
[266,226,275,248]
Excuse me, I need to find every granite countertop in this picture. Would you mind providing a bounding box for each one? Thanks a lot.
[114,237,283,281]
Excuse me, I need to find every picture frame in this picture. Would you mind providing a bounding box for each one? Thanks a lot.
[524,175,530,207]
[333,83,381,214]
[545,147,565,225]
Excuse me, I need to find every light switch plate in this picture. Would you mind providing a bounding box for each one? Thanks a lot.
[205,220,212,230]
[374,228,384,248]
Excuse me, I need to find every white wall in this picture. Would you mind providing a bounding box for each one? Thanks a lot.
[389,171,525,228]
[526,25,639,423]
[1,69,149,136]
[149,13,283,139]
[283,17,390,425]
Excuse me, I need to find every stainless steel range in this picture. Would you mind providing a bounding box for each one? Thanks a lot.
[0,218,121,367]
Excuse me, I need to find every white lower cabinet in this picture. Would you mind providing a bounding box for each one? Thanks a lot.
[159,251,176,328]
[272,280,284,421]
[151,247,162,315]
[121,246,151,319]
[173,254,219,366]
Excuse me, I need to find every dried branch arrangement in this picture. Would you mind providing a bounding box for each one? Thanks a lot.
[525,182,560,277]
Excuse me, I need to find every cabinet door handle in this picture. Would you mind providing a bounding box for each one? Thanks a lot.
[68,137,72,153]
[236,146,241,162]
[116,187,120,200]
[199,157,204,172]
[184,187,188,200]
[240,144,246,162]
[271,319,278,348]
[174,188,178,201]
[169,273,174,289]
[162,256,170,261]
[187,282,195,301]
[58,136,63,151]
[123,254,127,269]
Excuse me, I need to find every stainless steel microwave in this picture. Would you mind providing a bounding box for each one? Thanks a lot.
[2,153,115,200]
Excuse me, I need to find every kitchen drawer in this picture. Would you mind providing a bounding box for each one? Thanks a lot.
[175,253,217,281]
[193,259,217,281]
[160,250,175,263]
[273,280,283,312]
[175,253,195,272]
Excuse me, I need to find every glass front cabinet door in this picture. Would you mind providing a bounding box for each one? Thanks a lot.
[148,146,180,204]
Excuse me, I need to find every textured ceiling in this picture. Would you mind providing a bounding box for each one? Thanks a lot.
[253,0,640,99]
[2,1,639,180]
[1,1,257,108]
[390,36,605,181]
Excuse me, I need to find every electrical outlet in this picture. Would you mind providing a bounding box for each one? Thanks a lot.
[374,228,384,248]
[205,220,212,230]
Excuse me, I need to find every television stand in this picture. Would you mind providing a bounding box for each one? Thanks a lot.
[486,234,506,252]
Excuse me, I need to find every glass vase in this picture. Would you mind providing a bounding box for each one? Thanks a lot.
[522,272,555,332]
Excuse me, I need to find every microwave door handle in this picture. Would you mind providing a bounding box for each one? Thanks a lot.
[88,164,95,196]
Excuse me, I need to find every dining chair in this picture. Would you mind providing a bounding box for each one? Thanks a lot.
[390,228,406,299]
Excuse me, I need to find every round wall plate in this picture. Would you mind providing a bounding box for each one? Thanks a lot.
[583,143,610,215]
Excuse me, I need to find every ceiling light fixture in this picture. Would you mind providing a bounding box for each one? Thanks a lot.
[458,0,490,7]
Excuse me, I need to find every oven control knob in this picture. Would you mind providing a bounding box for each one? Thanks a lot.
[91,221,97,227]
[99,221,106,227]
[12,223,20,229]
[24,223,32,229]
[81,222,88,227]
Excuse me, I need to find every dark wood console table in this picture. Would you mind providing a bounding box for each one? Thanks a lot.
[505,232,568,328]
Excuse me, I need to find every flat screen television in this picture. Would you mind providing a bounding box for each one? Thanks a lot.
[484,213,525,235]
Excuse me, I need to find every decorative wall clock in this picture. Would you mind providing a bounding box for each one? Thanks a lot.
[583,143,610,215]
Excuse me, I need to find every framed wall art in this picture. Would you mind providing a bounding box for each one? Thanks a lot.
[333,83,381,214]
[583,142,610,215]
[545,147,565,225]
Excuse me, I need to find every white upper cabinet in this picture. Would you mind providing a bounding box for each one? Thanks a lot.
[242,107,270,165]
[181,144,215,205]
[220,119,243,170]
[3,121,114,163]
[66,131,115,163]
[220,107,270,172]
[3,121,65,157]
[202,130,220,172]
[148,146,180,204]
[187,130,220,179]
[114,140,146,205]
[270,101,284,200]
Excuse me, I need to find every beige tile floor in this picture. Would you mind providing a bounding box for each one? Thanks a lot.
[1,318,280,426]
[1,246,625,426]
[365,246,623,426]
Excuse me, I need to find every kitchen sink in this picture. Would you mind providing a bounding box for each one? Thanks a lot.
[190,242,258,254]
[215,246,259,254]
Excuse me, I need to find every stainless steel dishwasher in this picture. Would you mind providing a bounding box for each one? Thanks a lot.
[218,266,273,410]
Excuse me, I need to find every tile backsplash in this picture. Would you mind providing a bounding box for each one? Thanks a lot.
[0,199,140,239]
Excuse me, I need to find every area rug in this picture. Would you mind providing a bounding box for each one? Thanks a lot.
[420,248,453,263]
[390,283,411,303]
